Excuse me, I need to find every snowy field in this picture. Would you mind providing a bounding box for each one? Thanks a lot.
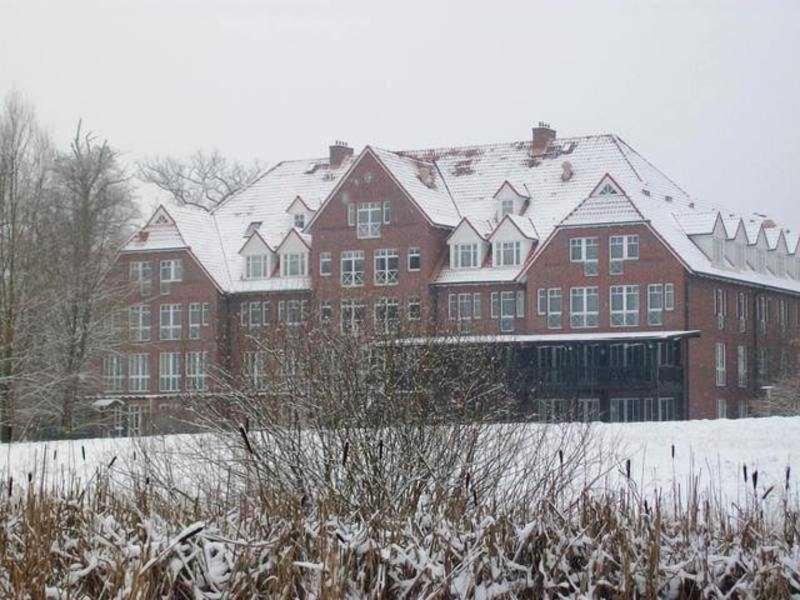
[2,417,798,512]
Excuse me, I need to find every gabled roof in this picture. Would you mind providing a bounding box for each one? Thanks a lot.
[673,211,720,236]
[276,228,312,253]
[238,230,273,255]
[286,195,313,213]
[561,178,644,227]
[721,214,744,240]
[764,226,786,252]
[493,180,529,200]
[489,214,538,240]
[446,217,488,242]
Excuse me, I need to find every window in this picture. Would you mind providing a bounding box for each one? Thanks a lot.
[516,291,525,318]
[103,355,125,392]
[374,249,399,285]
[537,289,547,316]
[610,285,639,326]
[318,252,332,276]
[281,253,307,277]
[716,398,727,419]
[320,301,333,322]
[374,298,400,333]
[243,351,267,390]
[664,283,675,311]
[454,243,479,269]
[278,300,306,326]
[382,201,392,224]
[757,348,768,380]
[714,288,726,330]
[569,238,599,276]
[248,301,263,328]
[570,287,598,328]
[737,345,747,387]
[407,297,421,321]
[357,202,383,238]
[494,241,521,267]
[598,183,618,196]
[160,259,183,284]
[261,301,271,325]
[129,261,152,295]
[545,289,562,329]
[609,235,639,274]
[448,293,479,325]
[407,247,421,271]
[341,299,365,334]
[129,305,151,342]
[159,352,181,392]
[647,284,664,326]
[188,303,201,339]
[128,354,149,393]
[737,292,747,332]
[202,303,211,326]
[500,198,514,217]
[341,251,365,287]
[500,291,516,332]
[159,304,181,340]
[715,342,726,387]
[779,299,787,331]
[293,213,306,229]
[245,255,269,280]
[609,397,676,422]
[186,351,208,392]
[347,203,356,226]
[757,296,767,335]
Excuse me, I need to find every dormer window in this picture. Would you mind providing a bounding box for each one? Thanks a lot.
[757,249,767,273]
[500,199,514,218]
[454,243,479,269]
[712,238,724,266]
[494,240,521,267]
[293,214,306,229]
[281,253,307,277]
[245,255,269,280]
[598,183,618,196]
[244,221,262,237]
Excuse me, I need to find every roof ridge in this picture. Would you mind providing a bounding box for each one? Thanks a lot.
[394,133,614,159]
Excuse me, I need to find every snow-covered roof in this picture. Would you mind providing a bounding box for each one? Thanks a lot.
[433,266,523,285]
[127,132,800,295]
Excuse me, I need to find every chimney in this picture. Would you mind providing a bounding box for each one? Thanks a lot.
[531,122,556,157]
[329,140,353,167]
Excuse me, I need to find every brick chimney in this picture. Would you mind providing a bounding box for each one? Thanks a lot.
[329,140,353,167]
[531,122,556,157]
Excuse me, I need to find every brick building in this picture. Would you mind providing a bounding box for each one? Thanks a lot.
[100,125,800,433]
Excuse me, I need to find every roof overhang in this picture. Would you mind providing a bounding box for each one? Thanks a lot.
[390,330,701,346]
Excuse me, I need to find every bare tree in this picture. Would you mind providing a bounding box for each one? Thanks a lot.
[0,92,53,442]
[137,150,264,209]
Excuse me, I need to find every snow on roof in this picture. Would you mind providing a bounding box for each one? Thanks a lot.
[395,330,701,346]
[130,132,800,296]
[504,214,539,239]
[433,266,523,285]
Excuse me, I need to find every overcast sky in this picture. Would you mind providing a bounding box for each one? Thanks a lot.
[2,1,799,224]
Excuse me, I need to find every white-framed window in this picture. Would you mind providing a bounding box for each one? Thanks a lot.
[341,251,365,287]
[714,288,726,330]
[715,342,726,387]
[448,293,480,322]
[245,255,269,280]
[570,287,598,328]
[129,261,153,295]
[243,351,267,390]
[569,237,599,276]
[610,285,639,327]
[737,292,747,332]
[319,252,332,276]
[757,347,769,380]
[374,249,399,285]
[374,298,400,333]
[281,253,307,277]
[320,301,333,322]
[186,351,208,392]
[737,345,747,387]
[128,354,149,393]
[407,296,422,321]
[609,235,639,274]
[189,303,202,339]
[278,300,306,326]
[647,284,664,326]
[454,243,479,269]
[293,213,306,229]
[407,247,421,271]
[757,295,767,335]
[500,291,516,332]
[159,304,181,340]
[500,198,514,217]
[382,200,392,224]
[494,240,522,267]
[357,202,383,238]
[103,355,125,392]
[598,182,618,196]
[129,305,151,342]
[546,288,562,329]
[716,398,727,419]
[537,289,547,316]
[202,303,211,326]
[159,352,181,392]
[248,301,263,328]
[609,397,676,422]
[664,283,675,311]
[340,299,365,334]
[516,290,525,318]
[160,259,183,283]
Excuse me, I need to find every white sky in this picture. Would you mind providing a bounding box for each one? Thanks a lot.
[2,0,799,224]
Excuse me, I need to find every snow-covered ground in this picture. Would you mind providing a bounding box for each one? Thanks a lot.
[2,417,797,512]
